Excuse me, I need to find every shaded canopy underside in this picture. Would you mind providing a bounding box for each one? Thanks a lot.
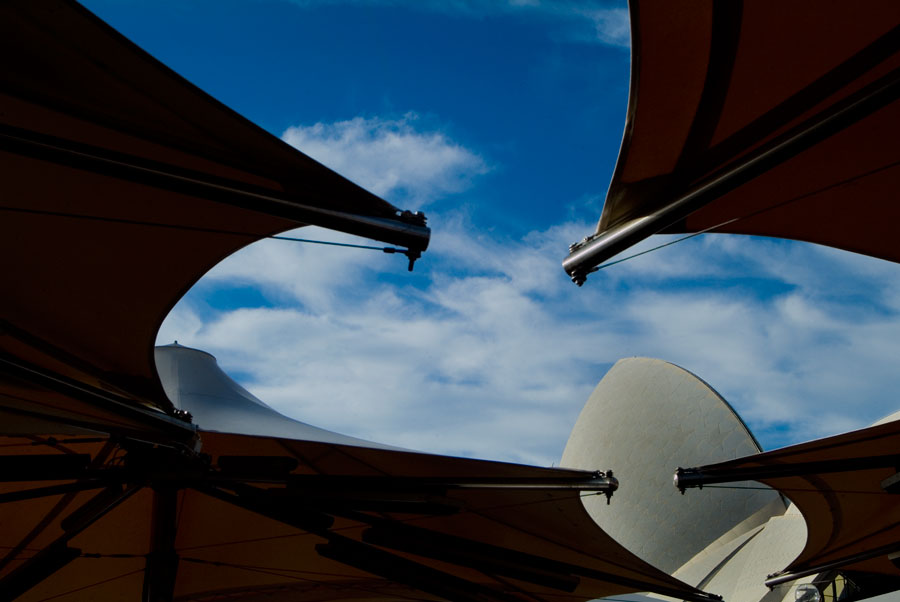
[564,0,900,283]
[0,2,716,601]
[0,432,714,602]
[679,419,900,583]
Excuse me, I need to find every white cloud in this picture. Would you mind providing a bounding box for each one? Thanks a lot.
[282,114,488,207]
[159,219,602,464]
[195,227,383,315]
[159,214,900,465]
[159,113,900,466]
[578,8,630,47]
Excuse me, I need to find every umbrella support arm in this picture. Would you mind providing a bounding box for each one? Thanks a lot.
[0,438,207,487]
[0,124,431,255]
[275,470,619,495]
[674,454,900,493]
[0,352,197,443]
[0,450,619,501]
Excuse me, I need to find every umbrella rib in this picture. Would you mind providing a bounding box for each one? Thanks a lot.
[0,123,430,253]
[0,392,147,434]
[675,453,900,490]
[0,206,412,257]
[0,354,194,441]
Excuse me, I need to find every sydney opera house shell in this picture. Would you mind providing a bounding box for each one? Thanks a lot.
[563,359,812,602]
[3,0,900,601]
[559,1,900,601]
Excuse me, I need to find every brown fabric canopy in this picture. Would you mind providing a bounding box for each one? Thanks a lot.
[0,0,429,424]
[564,0,900,285]
[0,2,718,601]
[675,419,900,585]
[561,0,900,591]
[0,432,717,602]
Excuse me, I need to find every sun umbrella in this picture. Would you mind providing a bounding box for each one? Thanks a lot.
[0,345,718,602]
[0,2,720,601]
[563,0,900,284]
[0,428,715,602]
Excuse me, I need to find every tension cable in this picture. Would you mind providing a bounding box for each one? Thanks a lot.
[268,233,421,271]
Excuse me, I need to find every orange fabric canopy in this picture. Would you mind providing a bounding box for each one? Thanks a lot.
[564,0,900,284]
[0,2,718,601]
[0,432,718,602]
[676,419,900,585]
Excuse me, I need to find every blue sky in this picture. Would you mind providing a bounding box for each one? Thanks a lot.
[83,0,900,466]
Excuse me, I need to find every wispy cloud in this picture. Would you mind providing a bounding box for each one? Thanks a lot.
[574,7,630,47]
[159,114,900,465]
[282,114,488,207]
[159,222,900,464]
[159,219,601,465]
